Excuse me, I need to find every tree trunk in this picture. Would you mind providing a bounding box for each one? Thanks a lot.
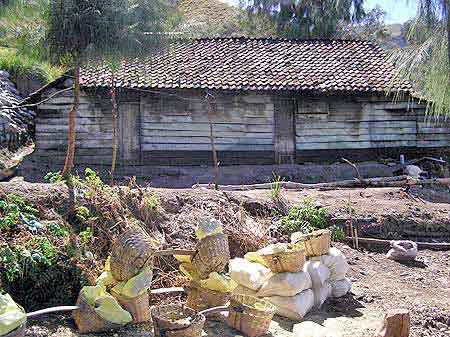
[110,73,118,184]
[206,93,219,190]
[61,64,80,177]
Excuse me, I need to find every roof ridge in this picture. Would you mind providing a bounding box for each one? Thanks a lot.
[191,36,376,44]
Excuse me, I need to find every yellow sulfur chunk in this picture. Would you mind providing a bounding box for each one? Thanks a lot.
[244,251,268,267]
[115,265,153,298]
[179,263,201,281]
[0,293,26,336]
[174,255,192,263]
[96,271,117,288]
[200,272,237,293]
[195,216,223,240]
[81,286,132,325]
[94,296,132,325]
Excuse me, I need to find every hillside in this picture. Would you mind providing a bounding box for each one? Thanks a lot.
[177,0,242,36]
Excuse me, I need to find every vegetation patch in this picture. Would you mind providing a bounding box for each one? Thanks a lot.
[281,197,345,241]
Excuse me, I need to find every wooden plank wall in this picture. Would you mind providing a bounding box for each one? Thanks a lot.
[33,91,114,166]
[139,91,275,164]
[296,97,422,152]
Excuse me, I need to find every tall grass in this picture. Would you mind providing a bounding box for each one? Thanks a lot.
[0,0,64,83]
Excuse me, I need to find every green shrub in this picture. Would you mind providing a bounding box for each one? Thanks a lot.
[47,222,69,238]
[44,171,63,183]
[281,197,328,234]
[0,244,87,311]
[329,225,345,242]
[75,206,91,223]
[144,193,159,210]
[0,194,38,230]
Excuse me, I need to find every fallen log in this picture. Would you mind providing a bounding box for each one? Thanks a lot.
[193,176,450,191]
[194,176,409,191]
[344,237,450,251]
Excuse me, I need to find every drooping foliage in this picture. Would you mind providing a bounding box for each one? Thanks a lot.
[389,0,450,117]
[242,0,365,38]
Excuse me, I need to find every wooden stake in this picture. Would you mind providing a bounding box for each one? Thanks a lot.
[375,309,410,337]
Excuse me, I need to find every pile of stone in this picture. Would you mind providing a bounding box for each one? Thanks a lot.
[0,70,35,147]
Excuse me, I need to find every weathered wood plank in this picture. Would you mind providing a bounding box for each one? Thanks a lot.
[141,129,272,138]
[141,136,273,145]
[295,140,417,150]
[141,122,273,132]
[296,134,416,143]
[141,143,274,151]
[297,127,417,137]
[296,120,417,130]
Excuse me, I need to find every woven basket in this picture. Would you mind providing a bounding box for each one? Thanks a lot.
[2,323,26,337]
[73,292,123,334]
[151,305,206,337]
[260,246,306,273]
[186,282,230,321]
[292,229,331,257]
[192,233,230,279]
[111,289,150,323]
[228,294,275,337]
[110,226,158,281]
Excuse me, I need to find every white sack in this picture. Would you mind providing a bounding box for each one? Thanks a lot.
[312,247,349,281]
[229,258,272,291]
[305,261,330,289]
[293,321,340,337]
[313,282,331,308]
[266,289,314,321]
[386,241,418,261]
[330,278,352,298]
[257,271,312,297]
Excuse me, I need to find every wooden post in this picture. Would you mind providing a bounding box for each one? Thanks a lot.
[375,309,410,337]
[206,91,219,190]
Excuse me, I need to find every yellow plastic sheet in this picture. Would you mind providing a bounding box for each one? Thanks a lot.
[81,286,132,325]
[0,293,26,336]
[111,265,153,298]
[199,272,237,293]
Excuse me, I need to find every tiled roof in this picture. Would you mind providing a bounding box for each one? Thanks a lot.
[80,37,413,94]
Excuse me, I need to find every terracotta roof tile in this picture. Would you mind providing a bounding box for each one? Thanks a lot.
[80,37,412,94]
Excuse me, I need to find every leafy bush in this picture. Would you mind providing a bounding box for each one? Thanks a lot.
[44,171,63,183]
[144,193,159,210]
[0,194,38,230]
[281,197,328,234]
[0,244,87,311]
[75,206,90,223]
[329,225,345,242]
[47,222,69,238]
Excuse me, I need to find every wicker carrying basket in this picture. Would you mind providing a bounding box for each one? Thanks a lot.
[73,292,123,334]
[292,229,331,257]
[228,294,275,337]
[186,282,230,321]
[110,226,158,281]
[260,246,306,273]
[151,305,206,337]
[191,233,230,279]
[111,289,150,323]
[2,323,26,337]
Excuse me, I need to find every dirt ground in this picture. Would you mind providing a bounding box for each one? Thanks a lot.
[23,243,450,337]
[1,182,449,337]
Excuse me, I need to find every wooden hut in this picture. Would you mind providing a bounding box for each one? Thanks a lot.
[22,37,450,183]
